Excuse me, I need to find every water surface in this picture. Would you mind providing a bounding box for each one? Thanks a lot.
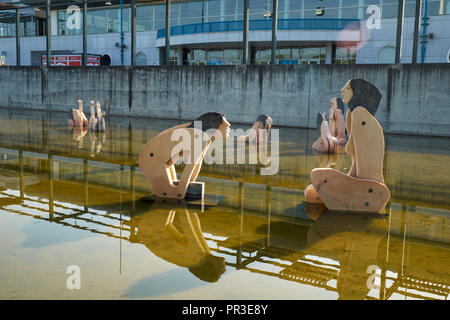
[0,109,449,300]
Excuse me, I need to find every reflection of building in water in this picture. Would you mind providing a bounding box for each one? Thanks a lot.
[0,146,449,300]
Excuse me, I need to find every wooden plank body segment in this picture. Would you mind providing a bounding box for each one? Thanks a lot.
[310,168,391,213]
[138,126,211,199]
[308,107,390,213]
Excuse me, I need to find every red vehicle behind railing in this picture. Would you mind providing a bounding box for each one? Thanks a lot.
[42,54,100,66]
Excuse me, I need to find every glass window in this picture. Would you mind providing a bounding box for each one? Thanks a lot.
[170,2,181,27]
[427,0,443,16]
[334,45,356,64]
[58,10,82,35]
[207,49,224,60]
[341,0,359,19]
[250,0,266,20]
[206,0,222,22]
[377,46,395,64]
[136,5,152,31]
[303,0,318,18]
[404,0,418,17]
[277,48,291,59]
[88,9,107,34]
[135,52,147,65]
[224,0,239,21]
[298,46,326,63]
[224,48,241,64]
[154,4,165,30]
[180,2,203,25]
[255,48,271,64]
[382,0,398,18]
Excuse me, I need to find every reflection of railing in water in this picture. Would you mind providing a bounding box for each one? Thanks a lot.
[0,147,449,300]
[203,235,450,300]
[0,189,131,241]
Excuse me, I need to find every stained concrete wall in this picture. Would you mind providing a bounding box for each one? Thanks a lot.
[0,64,449,137]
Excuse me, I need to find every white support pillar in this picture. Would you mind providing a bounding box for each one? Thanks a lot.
[220,0,225,21]
[284,0,290,19]
[326,43,333,64]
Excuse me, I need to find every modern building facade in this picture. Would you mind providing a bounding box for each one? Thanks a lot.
[0,0,449,66]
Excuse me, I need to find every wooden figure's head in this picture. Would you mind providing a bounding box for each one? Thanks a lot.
[336,97,345,113]
[341,79,382,116]
[188,254,226,283]
[256,114,273,130]
[188,112,230,138]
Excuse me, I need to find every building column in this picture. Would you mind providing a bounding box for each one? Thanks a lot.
[131,0,136,66]
[242,0,249,65]
[165,0,171,65]
[16,8,20,66]
[46,0,51,66]
[173,48,183,65]
[284,0,290,19]
[411,0,422,63]
[358,0,365,19]
[82,0,87,65]
[394,0,405,64]
[326,43,333,64]
[220,0,225,22]
[271,0,278,65]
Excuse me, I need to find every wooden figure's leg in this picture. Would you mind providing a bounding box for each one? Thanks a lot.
[344,109,357,177]
[312,137,329,153]
[139,128,209,200]
[304,184,324,204]
[310,168,390,213]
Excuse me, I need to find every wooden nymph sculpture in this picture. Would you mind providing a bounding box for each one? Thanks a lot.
[139,112,230,200]
[88,101,106,132]
[312,97,346,153]
[237,114,273,145]
[305,79,391,213]
[68,100,88,128]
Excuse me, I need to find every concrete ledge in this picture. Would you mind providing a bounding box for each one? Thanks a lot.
[0,64,449,137]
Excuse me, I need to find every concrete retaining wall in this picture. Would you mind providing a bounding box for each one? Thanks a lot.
[0,64,449,137]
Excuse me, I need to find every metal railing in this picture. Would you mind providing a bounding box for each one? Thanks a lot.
[157,18,360,38]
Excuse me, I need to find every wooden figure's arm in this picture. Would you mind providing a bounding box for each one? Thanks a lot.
[334,109,346,142]
[344,109,357,177]
[157,122,192,137]
[350,107,385,183]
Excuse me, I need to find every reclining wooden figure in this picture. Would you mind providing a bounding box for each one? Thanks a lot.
[305,79,391,213]
[139,112,230,200]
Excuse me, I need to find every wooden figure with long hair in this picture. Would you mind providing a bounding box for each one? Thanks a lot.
[305,79,390,213]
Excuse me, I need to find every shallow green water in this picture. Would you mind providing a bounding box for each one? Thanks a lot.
[0,109,449,300]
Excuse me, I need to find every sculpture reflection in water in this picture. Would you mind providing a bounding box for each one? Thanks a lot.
[303,203,388,299]
[72,125,88,149]
[136,199,226,283]
[89,129,107,157]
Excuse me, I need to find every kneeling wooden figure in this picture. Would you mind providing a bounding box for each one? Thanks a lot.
[139,112,230,200]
